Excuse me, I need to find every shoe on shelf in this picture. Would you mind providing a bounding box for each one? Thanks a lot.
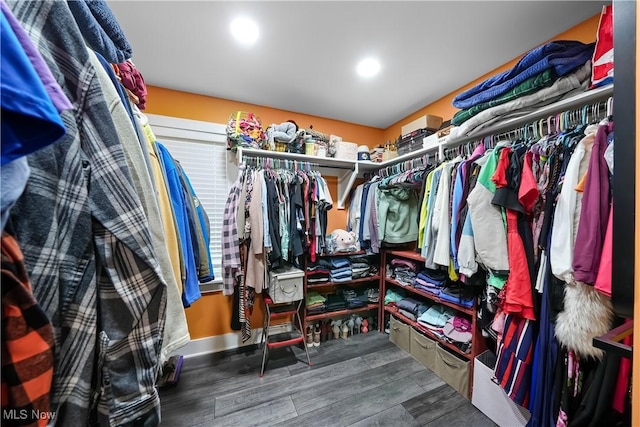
[306,326,313,347]
[313,324,321,347]
[341,323,349,340]
[355,316,363,334]
[321,320,330,342]
[361,319,369,334]
[347,317,355,337]
[332,320,342,339]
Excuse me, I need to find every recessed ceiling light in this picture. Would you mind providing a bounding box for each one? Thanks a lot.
[230,17,259,46]
[356,58,380,78]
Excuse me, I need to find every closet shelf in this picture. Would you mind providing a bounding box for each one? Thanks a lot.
[236,147,359,210]
[307,275,381,289]
[386,250,426,263]
[315,250,367,257]
[306,304,379,321]
[362,83,614,171]
[386,278,475,316]
[384,306,472,360]
[442,83,614,149]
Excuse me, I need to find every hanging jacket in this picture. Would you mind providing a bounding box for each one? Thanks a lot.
[467,148,510,280]
[458,152,491,276]
[157,143,201,306]
[378,186,419,244]
[549,127,596,283]
[573,123,612,284]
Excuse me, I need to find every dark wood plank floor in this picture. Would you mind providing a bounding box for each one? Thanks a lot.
[159,332,496,427]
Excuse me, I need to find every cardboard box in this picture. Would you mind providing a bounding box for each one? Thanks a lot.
[401,115,444,135]
[471,350,531,426]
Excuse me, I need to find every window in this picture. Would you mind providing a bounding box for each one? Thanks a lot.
[147,114,238,293]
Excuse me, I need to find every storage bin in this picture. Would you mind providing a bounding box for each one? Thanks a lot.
[334,141,358,160]
[471,350,531,426]
[268,266,304,303]
[410,327,437,371]
[389,315,411,353]
[434,344,470,398]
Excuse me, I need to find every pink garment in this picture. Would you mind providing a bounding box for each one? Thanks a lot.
[116,60,147,109]
[595,204,613,296]
[612,324,632,413]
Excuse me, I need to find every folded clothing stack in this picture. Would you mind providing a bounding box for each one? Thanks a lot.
[330,258,352,283]
[450,40,595,138]
[325,293,347,312]
[363,287,379,304]
[384,288,406,305]
[391,258,419,285]
[414,268,447,295]
[306,291,326,315]
[396,297,430,322]
[417,305,456,339]
[351,263,371,279]
[339,287,366,309]
[438,283,475,308]
[307,268,331,285]
[443,316,472,345]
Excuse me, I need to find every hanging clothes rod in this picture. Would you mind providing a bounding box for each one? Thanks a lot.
[243,156,319,172]
[442,83,614,150]
[376,152,435,177]
[236,147,356,170]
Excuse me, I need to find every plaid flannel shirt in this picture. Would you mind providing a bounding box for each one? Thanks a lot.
[222,169,244,295]
[1,232,55,427]
[8,1,166,425]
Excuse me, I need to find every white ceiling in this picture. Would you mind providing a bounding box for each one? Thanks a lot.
[107,1,606,128]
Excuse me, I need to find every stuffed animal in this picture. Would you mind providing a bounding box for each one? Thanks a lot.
[330,229,358,252]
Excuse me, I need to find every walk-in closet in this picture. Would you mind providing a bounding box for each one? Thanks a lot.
[1,1,637,426]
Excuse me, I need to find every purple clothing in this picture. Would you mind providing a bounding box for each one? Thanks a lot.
[391,258,419,271]
[573,123,612,284]
[453,41,594,109]
[1,1,71,113]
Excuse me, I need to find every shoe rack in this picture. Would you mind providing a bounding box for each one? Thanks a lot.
[303,251,382,346]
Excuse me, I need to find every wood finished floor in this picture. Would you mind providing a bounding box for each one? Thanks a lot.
[159,332,496,427]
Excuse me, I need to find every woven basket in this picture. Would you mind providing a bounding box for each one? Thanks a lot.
[226,111,266,150]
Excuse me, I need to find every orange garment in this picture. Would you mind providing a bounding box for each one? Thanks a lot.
[1,232,54,427]
[575,171,588,192]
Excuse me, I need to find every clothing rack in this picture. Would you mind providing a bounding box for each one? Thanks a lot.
[377,152,435,178]
[440,91,613,160]
[441,83,613,151]
[235,146,359,210]
[243,155,319,172]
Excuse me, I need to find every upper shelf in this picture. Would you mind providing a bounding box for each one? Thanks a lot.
[442,83,614,148]
[237,147,357,169]
[234,84,613,207]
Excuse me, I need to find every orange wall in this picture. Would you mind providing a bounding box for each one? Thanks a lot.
[146,86,384,148]
[145,87,378,339]
[381,14,602,143]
